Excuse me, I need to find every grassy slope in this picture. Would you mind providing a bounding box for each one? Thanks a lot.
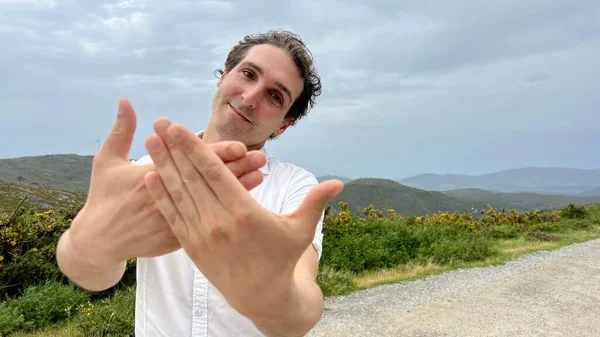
[446,188,600,211]
[0,154,93,193]
[329,178,488,216]
[0,184,87,215]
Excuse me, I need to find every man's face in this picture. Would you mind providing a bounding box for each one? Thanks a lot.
[209,44,304,149]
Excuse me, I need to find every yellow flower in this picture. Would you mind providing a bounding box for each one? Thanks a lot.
[10,240,16,246]
[0,256,3,262]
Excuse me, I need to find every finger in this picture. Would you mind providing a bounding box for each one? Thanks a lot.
[225,150,267,180]
[96,98,137,164]
[167,123,255,212]
[288,180,344,240]
[153,118,248,163]
[207,141,248,163]
[238,170,264,192]
[152,119,219,215]
[144,170,192,243]
[145,134,203,231]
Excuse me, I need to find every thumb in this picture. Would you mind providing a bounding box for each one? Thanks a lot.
[290,180,344,237]
[97,98,137,163]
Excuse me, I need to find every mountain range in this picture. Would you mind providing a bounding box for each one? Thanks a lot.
[2,154,600,216]
[396,168,600,196]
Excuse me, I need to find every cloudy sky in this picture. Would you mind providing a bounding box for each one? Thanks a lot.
[1,0,599,180]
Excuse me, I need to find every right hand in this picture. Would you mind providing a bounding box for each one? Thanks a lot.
[61,98,267,270]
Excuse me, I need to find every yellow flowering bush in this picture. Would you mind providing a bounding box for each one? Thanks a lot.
[0,204,81,298]
[320,201,597,275]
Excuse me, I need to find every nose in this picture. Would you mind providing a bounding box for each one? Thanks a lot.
[241,85,260,109]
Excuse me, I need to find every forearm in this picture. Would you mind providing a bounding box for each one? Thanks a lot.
[251,277,325,337]
[56,229,126,292]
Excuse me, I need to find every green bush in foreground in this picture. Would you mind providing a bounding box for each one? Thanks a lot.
[320,217,497,274]
[71,286,135,337]
[0,280,90,336]
[317,265,356,297]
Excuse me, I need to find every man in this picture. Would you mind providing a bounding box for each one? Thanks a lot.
[56,30,344,337]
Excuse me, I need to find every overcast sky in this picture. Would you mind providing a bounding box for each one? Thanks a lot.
[1,0,598,180]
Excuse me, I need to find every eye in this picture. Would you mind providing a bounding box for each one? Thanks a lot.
[242,70,254,79]
[270,92,283,105]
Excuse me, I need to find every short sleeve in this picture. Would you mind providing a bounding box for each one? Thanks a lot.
[279,169,324,261]
[131,154,153,165]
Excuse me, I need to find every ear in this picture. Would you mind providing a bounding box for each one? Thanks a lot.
[273,119,294,137]
[217,71,228,87]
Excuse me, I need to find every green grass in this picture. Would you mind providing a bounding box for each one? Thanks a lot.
[335,222,600,292]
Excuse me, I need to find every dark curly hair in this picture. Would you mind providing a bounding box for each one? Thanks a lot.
[214,30,322,139]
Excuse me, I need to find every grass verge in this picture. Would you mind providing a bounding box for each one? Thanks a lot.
[350,225,600,291]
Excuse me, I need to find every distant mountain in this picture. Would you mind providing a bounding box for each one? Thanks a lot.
[581,187,600,197]
[398,167,600,195]
[317,175,353,183]
[0,154,93,193]
[328,178,487,216]
[445,188,600,212]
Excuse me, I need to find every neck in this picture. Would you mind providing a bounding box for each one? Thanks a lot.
[202,125,267,152]
[201,125,221,145]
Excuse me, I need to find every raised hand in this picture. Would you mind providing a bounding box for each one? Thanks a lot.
[143,120,344,321]
[56,98,267,291]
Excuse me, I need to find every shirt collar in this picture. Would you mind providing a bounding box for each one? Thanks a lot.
[195,130,270,175]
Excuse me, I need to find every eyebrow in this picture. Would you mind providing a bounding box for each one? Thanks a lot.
[243,61,293,103]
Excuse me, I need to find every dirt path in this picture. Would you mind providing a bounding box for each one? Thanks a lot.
[307,239,600,337]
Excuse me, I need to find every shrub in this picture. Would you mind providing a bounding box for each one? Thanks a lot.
[0,280,90,335]
[72,286,135,337]
[0,205,78,298]
[317,265,356,296]
[490,224,520,239]
[560,204,588,219]
[321,217,496,274]
[0,203,137,299]
[321,218,421,273]
[413,227,496,265]
[0,304,26,336]
[589,205,600,224]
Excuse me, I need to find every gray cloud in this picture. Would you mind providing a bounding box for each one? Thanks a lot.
[1,0,599,181]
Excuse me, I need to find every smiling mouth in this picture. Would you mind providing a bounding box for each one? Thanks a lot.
[229,103,252,123]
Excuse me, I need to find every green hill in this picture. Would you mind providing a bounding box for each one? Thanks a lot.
[328,178,487,216]
[445,188,600,211]
[0,154,93,193]
[0,184,87,215]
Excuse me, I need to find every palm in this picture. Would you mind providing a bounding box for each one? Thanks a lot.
[142,122,344,317]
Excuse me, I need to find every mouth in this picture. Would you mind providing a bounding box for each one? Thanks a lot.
[228,103,252,124]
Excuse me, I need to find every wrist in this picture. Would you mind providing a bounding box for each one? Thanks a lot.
[56,226,126,292]
[67,205,120,268]
[245,276,324,337]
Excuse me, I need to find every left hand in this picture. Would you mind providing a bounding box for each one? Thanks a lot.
[143,118,344,319]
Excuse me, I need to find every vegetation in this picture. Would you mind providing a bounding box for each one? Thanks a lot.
[446,188,600,212]
[0,185,87,218]
[0,188,599,336]
[328,178,490,216]
[0,155,94,194]
[328,178,600,217]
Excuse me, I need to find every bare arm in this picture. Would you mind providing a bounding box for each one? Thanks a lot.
[56,225,126,292]
[251,245,324,337]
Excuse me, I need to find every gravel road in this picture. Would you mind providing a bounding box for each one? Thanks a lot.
[307,239,600,337]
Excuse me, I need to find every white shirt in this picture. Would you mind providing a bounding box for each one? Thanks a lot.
[131,131,324,336]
